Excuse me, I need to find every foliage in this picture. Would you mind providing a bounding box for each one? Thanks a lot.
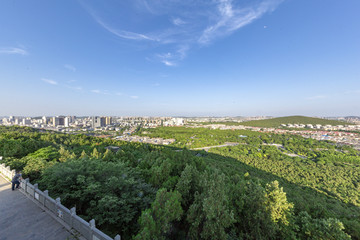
[0,126,358,239]
[295,211,351,240]
[197,116,353,127]
[240,116,352,127]
[135,188,183,240]
[39,158,155,238]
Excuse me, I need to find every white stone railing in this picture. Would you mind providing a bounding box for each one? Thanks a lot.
[0,159,121,240]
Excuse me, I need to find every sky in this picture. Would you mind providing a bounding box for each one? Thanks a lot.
[0,0,359,117]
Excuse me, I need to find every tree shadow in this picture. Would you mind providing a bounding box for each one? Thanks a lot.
[161,145,360,239]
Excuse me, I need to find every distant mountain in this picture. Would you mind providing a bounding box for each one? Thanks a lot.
[240,115,352,128]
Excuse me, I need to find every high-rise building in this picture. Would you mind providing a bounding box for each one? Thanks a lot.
[64,117,70,127]
[92,116,106,128]
[105,116,112,125]
[14,118,21,125]
[53,116,65,127]
[22,118,31,125]
[70,116,76,123]
[42,116,48,125]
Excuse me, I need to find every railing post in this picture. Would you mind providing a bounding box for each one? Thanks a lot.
[56,197,63,219]
[89,219,96,238]
[32,183,39,200]
[70,207,76,228]
[24,178,29,194]
[114,234,121,240]
[11,169,16,179]
[42,190,48,206]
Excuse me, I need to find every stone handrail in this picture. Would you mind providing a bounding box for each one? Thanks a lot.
[0,159,121,240]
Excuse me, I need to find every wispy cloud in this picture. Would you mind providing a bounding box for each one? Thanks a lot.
[156,45,189,66]
[156,52,177,66]
[88,10,156,41]
[199,0,282,44]
[163,61,176,66]
[91,89,110,95]
[41,78,58,85]
[172,17,186,26]
[0,47,28,55]
[306,95,326,100]
[130,95,139,99]
[64,64,76,72]
[66,85,82,91]
[82,0,283,65]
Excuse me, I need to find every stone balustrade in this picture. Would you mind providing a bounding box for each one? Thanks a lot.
[0,159,121,240]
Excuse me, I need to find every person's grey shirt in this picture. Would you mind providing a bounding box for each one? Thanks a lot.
[12,173,21,182]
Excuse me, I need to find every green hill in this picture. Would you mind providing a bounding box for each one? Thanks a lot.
[240,116,351,128]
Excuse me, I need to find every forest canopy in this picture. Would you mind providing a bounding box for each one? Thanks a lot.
[0,126,358,239]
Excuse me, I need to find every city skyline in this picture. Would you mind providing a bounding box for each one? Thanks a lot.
[1,0,360,116]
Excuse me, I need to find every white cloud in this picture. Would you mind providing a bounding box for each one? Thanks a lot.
[64,64,76,72]
[306,95,326,100]
[41,78,58,85]
[91,89,110,95]
[199,0,282,44]
[163,60,176,66]
[82,0,283,65]
[90,12,156,41]
[0,47,28,55]
[155,45,189,66]
[130,95,139,99]
[172,17,186,26]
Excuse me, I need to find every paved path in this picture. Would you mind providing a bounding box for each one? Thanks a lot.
[0,175,74,240]
[262,143,307,159]
[192,142,240,151]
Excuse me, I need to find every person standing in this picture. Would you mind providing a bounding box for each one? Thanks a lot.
[11,171,22,191]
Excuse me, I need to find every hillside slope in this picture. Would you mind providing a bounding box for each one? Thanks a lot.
[240,116,351,127]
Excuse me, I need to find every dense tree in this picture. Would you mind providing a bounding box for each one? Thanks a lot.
[0,126,357,239]
[39,158,155,238]
[135,189,183,240]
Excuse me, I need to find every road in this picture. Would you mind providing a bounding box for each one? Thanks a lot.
[192,142,239,151]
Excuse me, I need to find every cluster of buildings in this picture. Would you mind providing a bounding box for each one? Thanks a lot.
[114,135,176,145]
[192,123,360,150]
[1,116,78,128]
[260,128,360,150]
[188,116,271,123]
[118,117,186,127]
[1,115,114,131]
[280,123,360,131]
[0,116,186,133]
[2,115,359,150]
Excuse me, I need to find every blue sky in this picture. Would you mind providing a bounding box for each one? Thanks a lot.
[0,0,359,117]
